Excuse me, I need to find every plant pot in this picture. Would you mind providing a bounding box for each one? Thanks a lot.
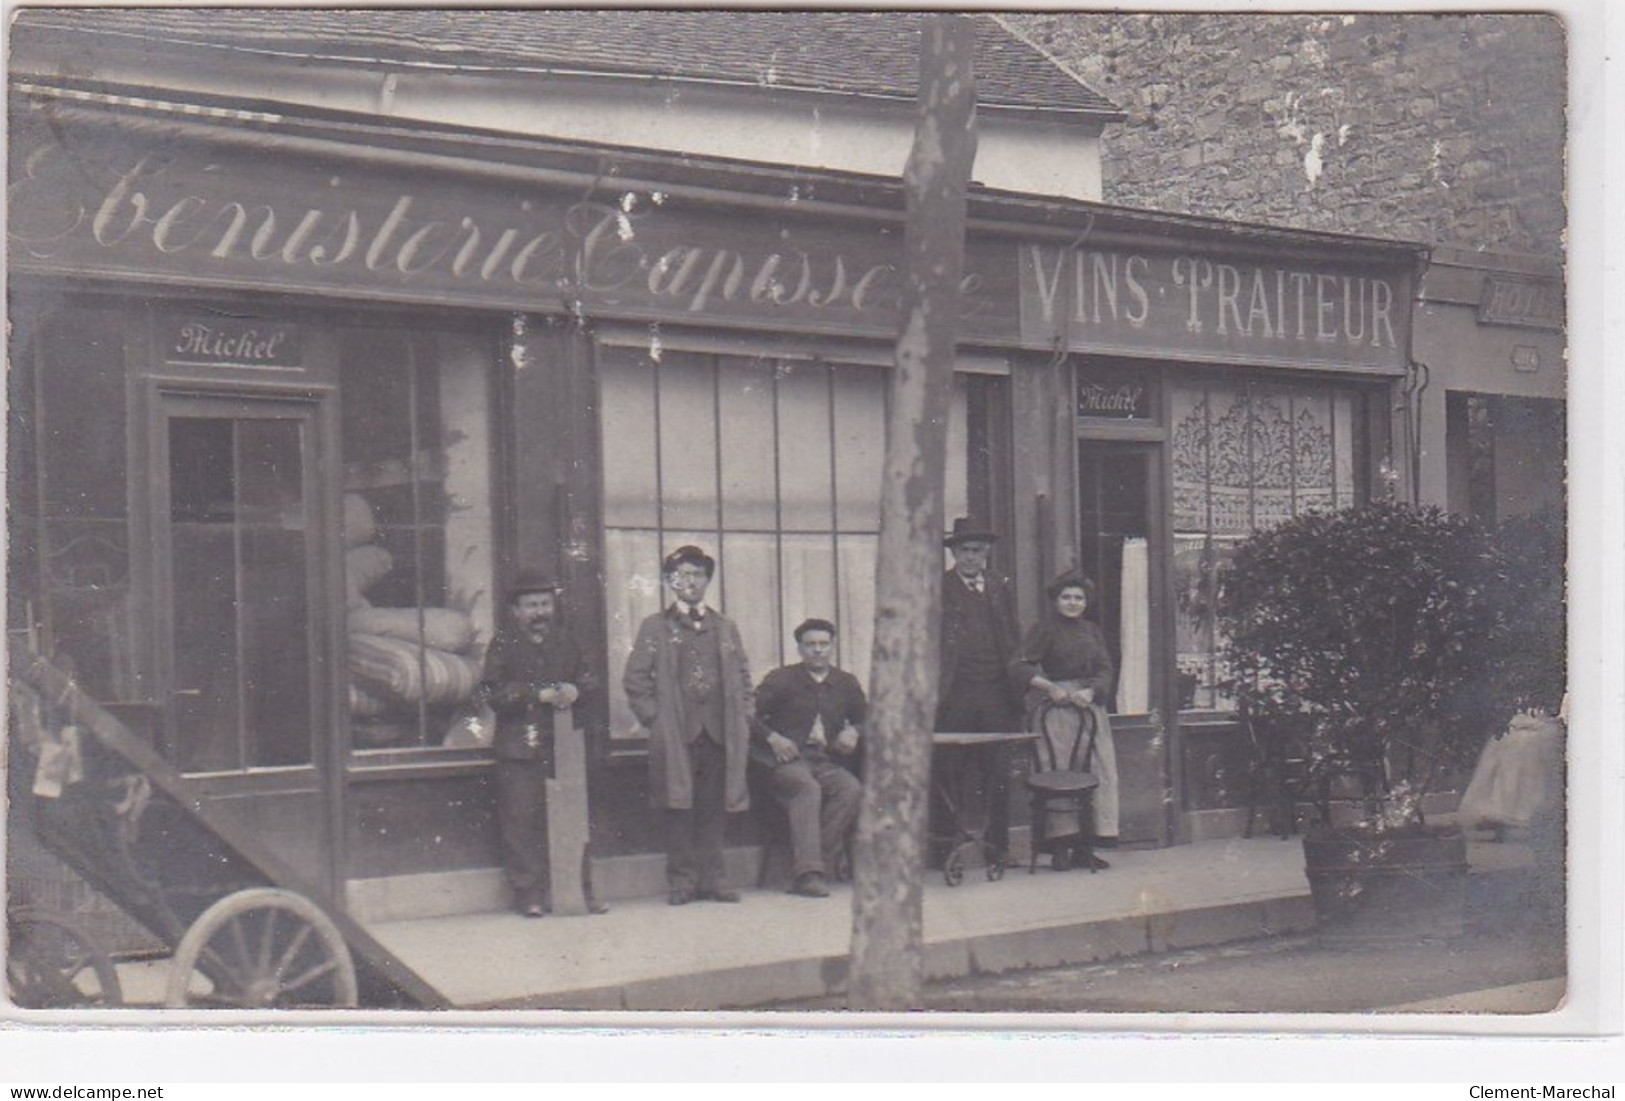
[1302,824,1469,944]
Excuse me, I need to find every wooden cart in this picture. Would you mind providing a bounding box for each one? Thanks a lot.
[7,650,448,1010]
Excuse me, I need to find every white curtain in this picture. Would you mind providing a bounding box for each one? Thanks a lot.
[602,528,669,738]
[835,535,879,692]
[1118,536,1150,714]
[598,351,972,736]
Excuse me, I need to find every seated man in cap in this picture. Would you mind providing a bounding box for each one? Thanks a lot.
[752,618,866,899]
[933,517,1023,866]
[624,545,756,906]
[477,569,597,917]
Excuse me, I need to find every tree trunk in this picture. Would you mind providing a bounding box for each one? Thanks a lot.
[847,14,978,1012]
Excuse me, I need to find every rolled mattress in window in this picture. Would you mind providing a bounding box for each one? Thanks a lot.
[349,633,480,705]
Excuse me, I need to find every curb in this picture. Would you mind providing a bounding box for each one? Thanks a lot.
[480,892,1320,1011]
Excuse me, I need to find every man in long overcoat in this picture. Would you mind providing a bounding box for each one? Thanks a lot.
[933,517,1024,864]
[623,545,755,905]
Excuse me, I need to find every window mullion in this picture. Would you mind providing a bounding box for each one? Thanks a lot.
[1289,390,1298,517]
[232,421,250,769]
[771,359,786,669]
[825,363,841,668]
[652,351,666,566]
[404,338,430,747]
[711,354,725,610]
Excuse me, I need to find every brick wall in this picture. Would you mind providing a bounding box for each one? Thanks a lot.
[1002,12,1566,258]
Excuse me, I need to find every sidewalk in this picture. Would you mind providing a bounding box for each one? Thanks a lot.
[113,827,1536,1011]
[365,832,1432,1012]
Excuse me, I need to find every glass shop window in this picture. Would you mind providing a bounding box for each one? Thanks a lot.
[598,347,970,740]
[1171,379,1367,711]
[9,303,134,701]
[340,329,496,751]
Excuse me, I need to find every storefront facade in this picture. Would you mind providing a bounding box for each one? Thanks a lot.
[7,77,1428,916]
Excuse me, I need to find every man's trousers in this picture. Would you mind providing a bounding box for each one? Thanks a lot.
[767,752,862,879]
[666,733,730,894]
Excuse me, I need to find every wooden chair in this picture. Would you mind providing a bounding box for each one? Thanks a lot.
[1243,710,1392,836]
[1311,734,1393,827]
[1242,711,1318,838]
[1024,701,1102,873]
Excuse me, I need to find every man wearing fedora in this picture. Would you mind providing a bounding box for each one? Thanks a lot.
[477,569,597,917]
[933,517,1024,865]
[624,545,756,905]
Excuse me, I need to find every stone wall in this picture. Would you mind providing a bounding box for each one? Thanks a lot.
[1002,12,1566,258]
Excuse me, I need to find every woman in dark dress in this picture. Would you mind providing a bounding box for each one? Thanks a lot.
[1010,572,1119,869]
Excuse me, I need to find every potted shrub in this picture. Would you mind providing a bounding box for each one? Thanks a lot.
[1217,501,1503,940]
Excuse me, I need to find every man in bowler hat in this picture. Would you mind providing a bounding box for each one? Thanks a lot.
[624,545,756,905]
[933,517,1024,864]
[477,569,597,917]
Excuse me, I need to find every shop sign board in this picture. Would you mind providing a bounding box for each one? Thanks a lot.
[1478,275,1564,330]
[164,314,303,370]
[1075,363,1156,420]
[1016,242,1413,375]
[10,112,1414,373]
[10,115,1004,340]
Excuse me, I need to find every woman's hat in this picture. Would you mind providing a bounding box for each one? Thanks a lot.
[944,517,999,548]
[508,568,563,602]
[662,544,716,578]
[1045,570,1096,602]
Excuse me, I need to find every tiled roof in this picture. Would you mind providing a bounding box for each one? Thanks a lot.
[10,7,1120,116]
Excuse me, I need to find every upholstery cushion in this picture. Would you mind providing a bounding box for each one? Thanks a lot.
[348,633,479,705]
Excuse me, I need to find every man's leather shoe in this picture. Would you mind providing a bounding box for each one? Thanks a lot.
[520,902,546,918]
[789,873,830,898]
[1085,854,1111,871]
[668,889,695,906]
[698,888,742,903]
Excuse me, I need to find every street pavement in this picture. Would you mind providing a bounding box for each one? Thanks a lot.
[769,853,1566,1015]
[852,920,1564,1015]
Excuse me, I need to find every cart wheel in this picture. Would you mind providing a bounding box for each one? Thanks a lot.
[6,910,124,1009]
[943,849,965,887]
[164,888,358,1009]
